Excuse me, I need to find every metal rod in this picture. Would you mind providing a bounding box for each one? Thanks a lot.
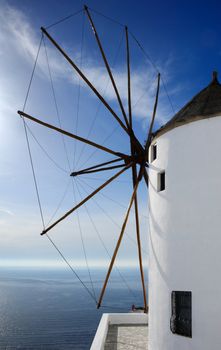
[41,163,133,235]
[41,27,129,136]
[97,176,140,308]
[70,157,124,176]
[84,6,129,128]
[18,111,127,159]
[71,163,125,177]
[125,26,132,128]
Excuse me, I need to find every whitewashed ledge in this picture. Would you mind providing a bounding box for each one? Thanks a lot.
[90,313,148,350]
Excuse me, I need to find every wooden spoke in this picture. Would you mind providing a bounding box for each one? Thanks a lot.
[41,163,133,236]
[125,26,132,128]
[18,111,127,159]
[71,163,125,177]
[41,27,129,136]
[126,26,147,310]
[84,6,129,129]
[70,158,124,176]
[145,73,161,151]
[132,169,147,311]
[19,10,160,312]
[41,27,145,159]
[97,174,141,309]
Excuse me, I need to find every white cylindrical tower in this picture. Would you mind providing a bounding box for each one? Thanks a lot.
[148,72,221,350]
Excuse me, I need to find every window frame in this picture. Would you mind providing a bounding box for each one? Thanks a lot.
[170,291,192,338]
[157,171,165,192]
[151,143,157,162]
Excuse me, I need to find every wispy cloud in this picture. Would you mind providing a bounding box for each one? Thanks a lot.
[0,3,69,78]
[0,208,14,216]
[0,6,38,61]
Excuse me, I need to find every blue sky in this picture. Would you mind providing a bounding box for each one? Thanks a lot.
[1,0,221,269]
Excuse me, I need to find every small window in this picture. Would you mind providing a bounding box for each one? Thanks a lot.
[151,143,157,162]
[170,291,192,338]
[157,171,165,191]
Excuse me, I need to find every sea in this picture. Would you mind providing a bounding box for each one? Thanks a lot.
[0,267,146,349]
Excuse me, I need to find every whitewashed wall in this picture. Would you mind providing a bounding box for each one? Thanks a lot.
[148,116,221,350]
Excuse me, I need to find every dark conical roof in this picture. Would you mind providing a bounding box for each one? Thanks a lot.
[154,71,221,138]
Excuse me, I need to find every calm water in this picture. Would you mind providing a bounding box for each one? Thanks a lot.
[0,268,145,349]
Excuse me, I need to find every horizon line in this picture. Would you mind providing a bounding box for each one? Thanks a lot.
[0,259,148,269]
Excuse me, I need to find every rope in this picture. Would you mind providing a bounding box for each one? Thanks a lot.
[75,178,138,301]
[79,176,127,209]
[75,28,125,170]
[78,125,119,170]
[72,180,97,301]
[20,33,97,306]
[45,9,83,29]
[161,76,176,114]
[20,10,150,308]
[78,175,131,183]
[22,34,43,111]
[43,36,72,170]
[43,33,97,302]
[46,178,71,226]
[22,120,46,229]
[72,11,85,169]
[46,227,140,308]
[46,233,97,304]
[88,7,124,27]
[21,33,68,185]
[21,34,45,230]
[129,31,159,72]
[78,176,148,218]
[76,178,149,256]
[26,124,68,174]
[129,30,176,115]
[132,74,157,113]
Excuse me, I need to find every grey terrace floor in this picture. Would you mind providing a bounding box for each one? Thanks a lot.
[104,324,148,350]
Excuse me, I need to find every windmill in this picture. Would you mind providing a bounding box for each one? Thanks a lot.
[18,5,162,312]
[147,71,221,349]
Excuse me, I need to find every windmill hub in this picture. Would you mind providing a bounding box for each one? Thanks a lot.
[133,151,146,165]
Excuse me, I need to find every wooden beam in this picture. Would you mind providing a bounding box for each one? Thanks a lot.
[71,163,125,176]
[131,165,148,311]
[41,163,133,235]
[18,111,127,159]
[84,6,129,129]
[41,27,129,136]
[41,26,145,160]
[126,27,147,310]
[70,158,124,176]
[125,26,132,128]
[97,175,141,308]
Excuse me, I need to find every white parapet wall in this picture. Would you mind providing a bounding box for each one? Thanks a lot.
[90,313,148,350]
